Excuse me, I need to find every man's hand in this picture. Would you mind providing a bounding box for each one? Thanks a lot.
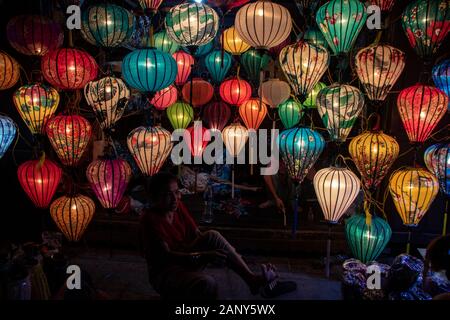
[274,197,286,214]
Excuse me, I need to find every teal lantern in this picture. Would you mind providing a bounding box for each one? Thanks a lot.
[166,102,194,130]
[241,49,271,85]
[184,39,215,57]
[0,115,16,159]
[304,82,327,108]
[154,30,180,54]
[433,59,450,112]
[345,214,392,263]
[316,0,367,55]
[205,50,232,84]
[122,48,177,93]
[302,26,328,49]
[278,99,303,129]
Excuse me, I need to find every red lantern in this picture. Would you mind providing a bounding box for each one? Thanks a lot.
[149,85,178,110]
[17,157,62,209]
[139,0,164,13]
[219,77,252,106]
[203,101,231,131]
[41,48,98,90]
[172,51,194,86]
[239,98,268,130]
[46,115,92,166]
[182,78,214,107]
[184,123,211,158]
[368,0,395,12]
[397,84,448,143]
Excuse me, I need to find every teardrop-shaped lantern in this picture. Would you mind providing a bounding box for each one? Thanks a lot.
[389,167,439,227]
[424,143,449,197]
[172,51,195,86]
[368,1,396,12]
[13,83,59,135]
[86,158,132,209]
[316,0,367,55]
[303,82,326,109]
[355,44,406,102]
[46,115,92,167]
[345,214,392,263]
[219,77,252,106]
[221,26,250,55]
[432,59,450,112]
[279,41,330,101]
[50,194,95,242]
[0,116,16,159]
[222,123,249,157]
[240,49,271,85]
[303,26,328,49]
[239,98,268,130]
[182,78,214,107]
[166,102,194,130]
[203,101,231,131]
[205,50,232,84]
[313,167,360,224]
[17,158,62,209]
[317,84,364,142]
[154,30,180,54]
[0,51,20,90]
[258,79,291,109]
[397,84,448,143]
[149,85,178,110]
[184,123,211,158]
[278,99,303,129]
[127,126,173,176]
[138,0,164,14]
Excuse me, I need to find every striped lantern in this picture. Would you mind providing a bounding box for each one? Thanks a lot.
[172,51,195,87]
[138,0,164,13]
[239,98,268,130]
[0,51,20,90]
[222,123,249,157]
[184,123,211,158]
[0,116,17,159]
[149,85,178,110]
[432,59,450,112]
[240,49,271,85]
[278,99,303,129]
[166,102,194,130]
[304,82,327,109]
[154,30,180,54]
[424,143,449,197]
[221,26,250,55]
[302,26,328,49]
[258,79,291,109]
[219,77,252,106]
[203,101,231,131]
[368,1,396,12]
[181,78,214,107]
[205,50,232,84]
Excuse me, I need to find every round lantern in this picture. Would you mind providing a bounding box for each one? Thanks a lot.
[241,49,271,84]
[0,51,20,90]
[154,30,180,54]
[17,158,62,209]
[138,0,164,14]
[239,98,268,130]
[86,158,132,209]
[50,194,95,242]
[368,1,396,12]
[172,51,195,87]
[205,50,232,84]
[221,26,250,55]
[222,123,249,157]
[432,59,450,112]
[184,123,211,158]
[203,101,231,131]
[165,2,219,47]
[278,99,303,129]
[303,82,326,109]
[122,48,177,93]
[316,0,367,55]
[127,126,173,176]
[259,79,291,109]
[219,77,252,106]
[46,115,92,167]
[41,48,98,90]
[0,116,17,159]
[424,143,449,197]
[303,26,328,49]
[279,41,330,101]
[13,83,59,135]
[7,15,63,56]
[235,0,292,50]
[389,167,439,227]
[355,44,406,102]
[402,0,450,59]
[149,85,178,110]
[166,102,194,130]
[345,214,392,263]
[182,78,214,107]
[278,127,325,183]
[313,167,361,224]
[349,130,399,191]
[397,84,448,143]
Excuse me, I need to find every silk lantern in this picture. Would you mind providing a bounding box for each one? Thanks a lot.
[184,123,211,158]
[219,77,252,106]
[239,98,268,130]
[432,59,450,111]
[172,51,195,86]
[203,101,231,131]
[241,49,271,85]
[368,1,396,12]
[0,51,20,90]
[222,123,249,157]
[397,84,447,143]
[259,79,291,108]
[50,194,95,242]
[304,82,327,109]
[127,126,173,176]
[221,26,250,55]
[17,158,62,208]
[235,0,292,50]
[303,26,328,49]
[345,214,392,263]
[86,158,132,209]
[0,116,16,159]
[166,102,194,130]
[316,0,367,55]
[205,50,232,84]
[13,83,59,135]
[278,99,303,129]
[46,115,92,167]
[138,0,164,14]
[154,30,180,54]
[424,143,449,197]
[313,167,361,224]
[182,78,214,107]
[389,167,439,227]
[355,44,406,102]
[149,85,178,110]
[184,39,215,57]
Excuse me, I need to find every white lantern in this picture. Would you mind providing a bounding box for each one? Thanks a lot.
[258,79,291,108]
[222,123,248,157]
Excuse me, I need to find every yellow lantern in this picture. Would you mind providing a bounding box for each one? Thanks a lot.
[0,51,20,90]
[221,26,251,55]
[222,123,248,157]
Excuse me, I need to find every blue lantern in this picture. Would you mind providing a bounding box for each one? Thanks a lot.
[424,143,449,197]
[433,59,450,112]
[0,115,16,159]
[204,50,232,84]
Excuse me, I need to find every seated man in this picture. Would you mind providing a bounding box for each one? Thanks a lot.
[139,172,296,300]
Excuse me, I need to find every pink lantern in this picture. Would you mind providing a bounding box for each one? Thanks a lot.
[184,123,211,158]
[172,51,194,86]
[149,85,178,110]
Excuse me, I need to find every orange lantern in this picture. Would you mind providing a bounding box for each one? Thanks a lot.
[172,50,194,86]
[239,98,268,130]
[0,51,20,90]
[182,78,214,107]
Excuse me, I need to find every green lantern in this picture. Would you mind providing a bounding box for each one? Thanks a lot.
[166,102,194,130]
[154,30,180,54]
[241,49,271,84]
[345,214,392,263]
[316,0,367,55]
[304,82,327,108]
[278,99,303,129]
[302,26,328,49]
[204,50,232,84]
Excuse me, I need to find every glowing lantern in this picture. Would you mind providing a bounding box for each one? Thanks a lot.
[182,78,214,107]
[13,83,59,135]
[240,49,271,85]
[368,1,395,12]
[259,79,291,108]
[313,167,360,224]
[402,0,450,59]
[219,77,252,106]
[239,98,268,130]
[303,26,328,49]
[172,51,195,87]
[184,39,214,57]
[138,0,164,14]
[46,115,92,167]
[235,0,292,50]
[154,30,180,54]
[432,59,450,111]
[349,130,399,191]
[345,214,392,263]
[221,26,250,55]
[303,82,326,109]
[50,194,95,242]
[316,0,367,55]
[127,126,173,176]
[17,158,62,209]
[86,159,132,209]
[222,123,248,157]
[122,48,177,93]
[355,44,406,102]
[165,2,219,47]
[7,15,63,56]
[203,101,231,131]
[424,143,449,197]
[149,85,178,110]
[166,102,194,130]
[278,127,325,183]
[0,51,20,90]
[41,48,98,90]
[397,84,447,143]
[184,123,211,158]
[278,99,303,129]
[205,50,232,84]
[0,116,16,159]
[279,41,330,101]
[317,84,364,142]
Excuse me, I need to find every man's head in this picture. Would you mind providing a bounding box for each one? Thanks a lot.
[146,172,180,213]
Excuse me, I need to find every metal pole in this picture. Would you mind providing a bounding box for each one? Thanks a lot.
[326,224,332,278]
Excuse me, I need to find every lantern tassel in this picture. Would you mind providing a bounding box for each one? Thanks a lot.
[231,165,235,199]
[325,224,332,278]
[37,151,46,170]
[364,200,372,227]
[292,191,299,239]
